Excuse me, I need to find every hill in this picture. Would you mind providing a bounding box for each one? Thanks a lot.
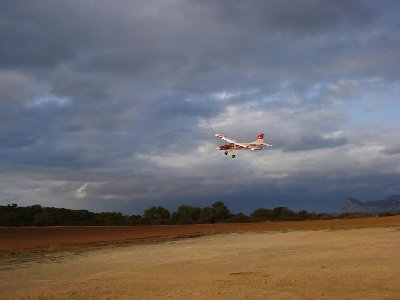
[340,195,400,213]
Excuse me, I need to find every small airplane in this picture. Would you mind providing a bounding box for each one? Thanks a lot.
[215,133,273,158]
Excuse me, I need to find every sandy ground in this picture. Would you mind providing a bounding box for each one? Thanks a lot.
[1,226,399,299]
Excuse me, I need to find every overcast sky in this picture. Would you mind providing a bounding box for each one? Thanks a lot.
[1,0,399,214]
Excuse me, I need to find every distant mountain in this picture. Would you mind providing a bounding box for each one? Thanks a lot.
[340,195,400,213]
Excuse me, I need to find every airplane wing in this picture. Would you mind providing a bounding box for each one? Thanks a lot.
[215,134,248,148]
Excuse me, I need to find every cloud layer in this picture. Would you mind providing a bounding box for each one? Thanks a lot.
[1,1,399,213]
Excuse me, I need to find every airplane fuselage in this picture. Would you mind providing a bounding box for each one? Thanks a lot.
[217,144,263,151]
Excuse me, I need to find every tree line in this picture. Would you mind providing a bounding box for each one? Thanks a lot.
[0,202,397,227]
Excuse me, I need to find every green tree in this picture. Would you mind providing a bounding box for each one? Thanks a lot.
[33,212,55,226]
[212,201,230,222]
[128,214,143,225]
[143,206,171,225]
[272,207,295,221]
[198,206,217,223]
[171,205,201,224]
[296,210,311,220]
[225,213,251,223]
[95,212,128,225]
[251,208,273,222]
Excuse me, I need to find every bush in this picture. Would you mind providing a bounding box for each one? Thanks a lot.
[378,212,394,217]
[251,208,273,222]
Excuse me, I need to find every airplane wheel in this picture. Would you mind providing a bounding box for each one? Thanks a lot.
[232,154,236,158]
[224,151,228,155]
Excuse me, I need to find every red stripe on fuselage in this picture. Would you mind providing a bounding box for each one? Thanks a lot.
[218,144,261,150]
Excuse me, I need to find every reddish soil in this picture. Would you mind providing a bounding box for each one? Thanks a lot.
[1,215,400,256]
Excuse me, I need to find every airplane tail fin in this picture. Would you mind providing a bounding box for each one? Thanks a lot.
[251,133,264,144]
[251,133,273,147]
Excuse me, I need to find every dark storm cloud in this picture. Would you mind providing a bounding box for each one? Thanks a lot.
[192,0,373,32]
[1,0,399,212]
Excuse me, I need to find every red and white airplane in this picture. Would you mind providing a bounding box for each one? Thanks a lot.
[215,133,273,158]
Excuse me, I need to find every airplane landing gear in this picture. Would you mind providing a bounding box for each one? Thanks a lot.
[224,151,228,155]
[232,154,236,158]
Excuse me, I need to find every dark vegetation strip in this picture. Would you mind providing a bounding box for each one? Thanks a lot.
[1,202,399,227]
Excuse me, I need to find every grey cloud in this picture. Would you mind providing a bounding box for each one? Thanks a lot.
[383,142,400,155]
[0,1,399,212]
[0,71,46,104]
[285,134,348,152]
[193,0,374,33]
